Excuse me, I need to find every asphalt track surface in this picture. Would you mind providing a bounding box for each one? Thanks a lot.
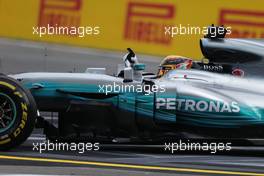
[0,38,161,75]
[0,38,264,176]
[1,130,264,176]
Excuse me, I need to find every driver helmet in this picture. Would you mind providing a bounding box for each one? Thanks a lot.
[157,55,193,77]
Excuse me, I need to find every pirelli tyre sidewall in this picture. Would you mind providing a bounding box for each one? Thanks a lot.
[0,76,37,150]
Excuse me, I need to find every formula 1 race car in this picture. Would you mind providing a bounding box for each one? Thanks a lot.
[0,35,264,150]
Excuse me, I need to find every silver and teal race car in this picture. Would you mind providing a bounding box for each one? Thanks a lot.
[0,36,264,150]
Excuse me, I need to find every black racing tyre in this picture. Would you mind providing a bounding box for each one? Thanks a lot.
[0,76,37,150]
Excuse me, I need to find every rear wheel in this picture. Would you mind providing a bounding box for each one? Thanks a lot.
[0,76,37,150]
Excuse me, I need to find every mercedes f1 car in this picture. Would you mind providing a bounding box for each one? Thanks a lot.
[0,34,264,150]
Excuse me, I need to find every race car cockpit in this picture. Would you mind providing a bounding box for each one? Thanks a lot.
[157,55,245,78]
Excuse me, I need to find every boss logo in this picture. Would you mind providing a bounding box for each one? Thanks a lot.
[203,65,223,72]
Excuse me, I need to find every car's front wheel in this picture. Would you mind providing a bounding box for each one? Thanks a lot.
[0,76,37,150]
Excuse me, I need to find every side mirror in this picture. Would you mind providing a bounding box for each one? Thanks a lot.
[123,67,133,82]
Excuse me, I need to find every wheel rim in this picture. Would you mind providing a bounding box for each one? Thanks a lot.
[0,93,16,133]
